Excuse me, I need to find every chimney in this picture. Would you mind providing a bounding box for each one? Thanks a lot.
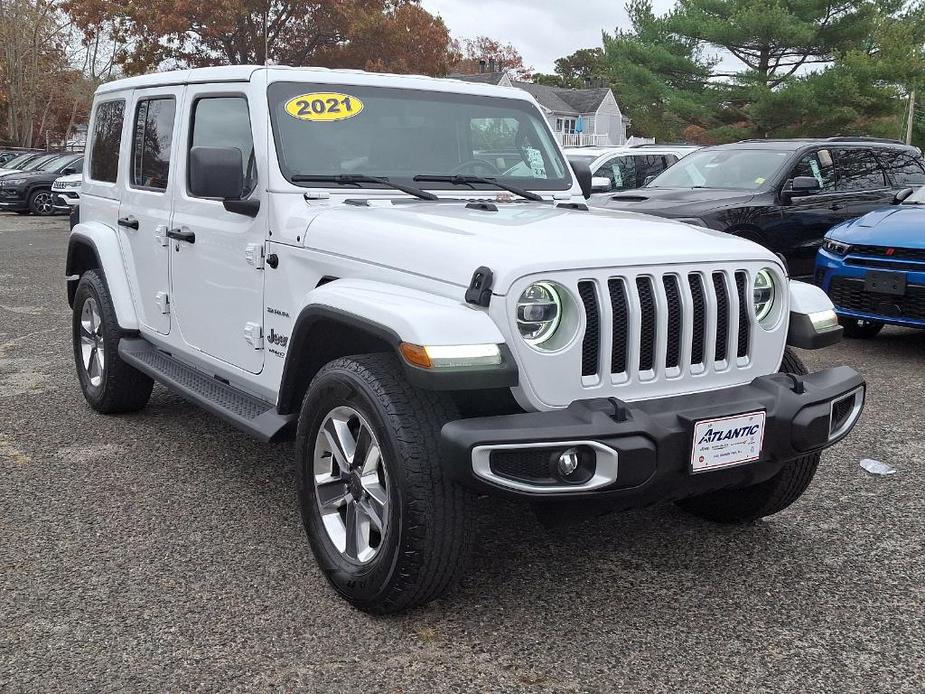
[479,59,487,74]
[488,58,496,73]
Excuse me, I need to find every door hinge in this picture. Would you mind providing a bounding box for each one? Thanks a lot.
[243,322,264,349]
[154,291,170,314]
[245,243,265,269]
[154,224,169,247]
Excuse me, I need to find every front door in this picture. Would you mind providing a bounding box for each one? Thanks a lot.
[117,86,183,335]
[169,86,266,374]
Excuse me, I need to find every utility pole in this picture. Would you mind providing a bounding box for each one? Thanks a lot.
[905,89,915,145]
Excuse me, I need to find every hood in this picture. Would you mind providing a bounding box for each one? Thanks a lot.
[302,201,779,292]
[599,187,757,214]
[829,205,925,249]
[0,168,24,178]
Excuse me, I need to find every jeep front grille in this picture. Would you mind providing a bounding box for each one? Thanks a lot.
[578,268,755,382]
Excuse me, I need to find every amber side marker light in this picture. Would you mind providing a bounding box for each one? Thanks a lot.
[400,343,502,369]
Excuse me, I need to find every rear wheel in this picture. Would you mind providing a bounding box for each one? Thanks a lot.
[676,348,822,523]
[840,317,884,339]
[295,354,475,614]
[28,189,55,216]
[72,270,153,413]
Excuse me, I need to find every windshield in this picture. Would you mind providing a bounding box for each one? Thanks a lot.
[2,153,37,169]
[903,186,925,204]
[268,82,571,191]
[20,154,59,172]
[647,149,791,190]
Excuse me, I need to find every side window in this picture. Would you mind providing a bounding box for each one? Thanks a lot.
[131,97,176,191]
[190,97,256,197]
[89,100,125,183]
[835,149,886,192]
[790,149,836,191]
[880,151,925,186]
[601,156,636,190]
[633,155,666,187]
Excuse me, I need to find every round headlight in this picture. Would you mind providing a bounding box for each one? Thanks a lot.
[753,268,776,325]
[517,282,562,346]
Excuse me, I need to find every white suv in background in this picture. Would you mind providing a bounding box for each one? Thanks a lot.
[566,144,699,197]
[52,172,82,213]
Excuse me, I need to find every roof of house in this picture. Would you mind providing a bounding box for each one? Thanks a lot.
[513,82,612,115]
[446,72,508,86]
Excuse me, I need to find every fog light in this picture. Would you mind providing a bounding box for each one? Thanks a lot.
[557,448,580,476]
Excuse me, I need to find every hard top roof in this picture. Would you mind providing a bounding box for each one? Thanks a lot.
[95,65,537,103]
[705,137,916,152]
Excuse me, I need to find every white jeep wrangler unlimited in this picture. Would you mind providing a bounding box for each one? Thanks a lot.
[67,66,864,613]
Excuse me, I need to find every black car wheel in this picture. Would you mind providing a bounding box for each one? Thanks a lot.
[28,189,56,216]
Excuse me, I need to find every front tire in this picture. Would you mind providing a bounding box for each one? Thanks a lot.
[840,317,884,339]
[28,189,55,216]
[72,270,154,413]
[676,348,822,523]
[296,354,474,614]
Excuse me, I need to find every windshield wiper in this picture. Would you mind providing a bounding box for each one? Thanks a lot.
[413,174,544,202]
[290,174,438,201]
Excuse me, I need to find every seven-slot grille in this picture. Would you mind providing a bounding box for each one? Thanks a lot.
[577,269,753,381]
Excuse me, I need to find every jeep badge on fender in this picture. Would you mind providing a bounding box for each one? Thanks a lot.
[65,65,865,614]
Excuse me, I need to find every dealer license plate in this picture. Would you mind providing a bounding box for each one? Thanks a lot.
[690,411,766,473]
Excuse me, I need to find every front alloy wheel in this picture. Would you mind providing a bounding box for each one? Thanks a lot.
[313,406,389,564]
[29,190,55,216]
[79,297,106,387]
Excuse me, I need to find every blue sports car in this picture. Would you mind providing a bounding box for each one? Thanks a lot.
[816,187,925,338]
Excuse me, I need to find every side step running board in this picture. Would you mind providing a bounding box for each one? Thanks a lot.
[118,338,295,442]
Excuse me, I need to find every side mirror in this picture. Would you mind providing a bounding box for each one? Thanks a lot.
[571,160,593,199]
[61,167,76,175]
[893,187,914,205]
[189,146,244,199]
[590,176,612,194]
[644,175,656,186]
[788,176,821,197]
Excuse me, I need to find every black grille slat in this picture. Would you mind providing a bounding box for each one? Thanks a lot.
[689,275,706,365]
[578,281,600,377]
[637,277,656,371]
[712,272,729,362]
[608,279,629,373]
[735,271,750,358]
[850,245,925,263]
[829,277,925,319]
[663,276,682,368]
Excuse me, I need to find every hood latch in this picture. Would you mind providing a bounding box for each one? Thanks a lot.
[465,266,494,307]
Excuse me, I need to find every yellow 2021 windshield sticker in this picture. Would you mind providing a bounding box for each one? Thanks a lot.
[284,92,364,122]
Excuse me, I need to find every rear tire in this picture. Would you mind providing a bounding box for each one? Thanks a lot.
[840,317,884,339]
[72,270,154,413]
[295,354,474,614]
[676,348,822,523]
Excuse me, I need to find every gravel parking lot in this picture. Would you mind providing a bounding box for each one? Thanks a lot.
[1,213,923,693]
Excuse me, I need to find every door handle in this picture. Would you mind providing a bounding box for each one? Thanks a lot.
[166,228,195,244]
[118,216,139,230]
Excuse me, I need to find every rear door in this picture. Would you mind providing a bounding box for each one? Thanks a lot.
[169,85,266,374]
[117,87,183,335]
[830,148,893,223]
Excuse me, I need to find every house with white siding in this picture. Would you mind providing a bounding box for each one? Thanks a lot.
[447,71,629,147]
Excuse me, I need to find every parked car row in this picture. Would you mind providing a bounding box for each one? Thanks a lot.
[0,151,83,215]
[579,137,925,337]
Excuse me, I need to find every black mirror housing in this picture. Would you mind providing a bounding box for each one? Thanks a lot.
[571,160,593,199]
[189,146,244,199]
[790,176,822,195]
[61,167,76,175]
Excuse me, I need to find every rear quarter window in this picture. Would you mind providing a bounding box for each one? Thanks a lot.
[89,99,125,183]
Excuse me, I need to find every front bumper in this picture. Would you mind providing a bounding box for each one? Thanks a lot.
[53,191,79,211]
[0,189,27,211]
[442,366,864,506]
[816,248,925,329]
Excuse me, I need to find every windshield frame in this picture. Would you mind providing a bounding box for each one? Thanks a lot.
[267,81,574,193]
[646,147,794,191]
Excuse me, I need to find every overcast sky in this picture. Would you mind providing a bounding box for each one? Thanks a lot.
[421,0,677,74]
